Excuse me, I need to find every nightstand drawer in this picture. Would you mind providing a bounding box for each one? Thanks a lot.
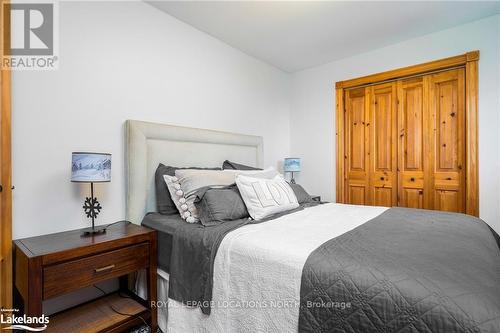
[43,243,149,299]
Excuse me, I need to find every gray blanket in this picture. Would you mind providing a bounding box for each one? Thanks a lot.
[168,202,319,314]
[299,207,500,333]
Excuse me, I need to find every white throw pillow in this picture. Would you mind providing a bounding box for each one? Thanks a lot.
[163,175,198,223]
[174,167,280,220]
[235,174,299,220]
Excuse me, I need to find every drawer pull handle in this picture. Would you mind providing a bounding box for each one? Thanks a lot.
[94,264,115,273]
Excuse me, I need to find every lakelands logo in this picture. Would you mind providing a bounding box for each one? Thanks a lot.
[2,0,59,70]
[1,309,49,331]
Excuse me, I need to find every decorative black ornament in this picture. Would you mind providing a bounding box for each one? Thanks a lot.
[83,196,102,220]
[80,182,107,237]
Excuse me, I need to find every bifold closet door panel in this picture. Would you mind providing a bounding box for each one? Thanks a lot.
[345,88,370,205]
[368,83,398,207]
[343,67,466,212]
[397,77,427,209]
[427,68,466,213]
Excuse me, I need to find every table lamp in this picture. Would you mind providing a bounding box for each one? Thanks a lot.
[284,157,301,184]
[71,152,111,236]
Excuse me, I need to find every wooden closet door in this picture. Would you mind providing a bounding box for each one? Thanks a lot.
[368,83,397,207]
[397,77,427,209]
[427,69,466,213]
[345,88,370,205]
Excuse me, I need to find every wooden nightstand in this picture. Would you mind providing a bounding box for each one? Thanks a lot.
[13,221,157,333]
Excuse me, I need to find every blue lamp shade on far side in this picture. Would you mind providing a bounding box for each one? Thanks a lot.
[284,158,301,172]
[71,152,111,182]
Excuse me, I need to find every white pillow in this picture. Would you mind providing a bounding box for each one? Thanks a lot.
[163,175,198,223]
[223,167,280,179]
[174,167,280,220]
[235,174,299,220]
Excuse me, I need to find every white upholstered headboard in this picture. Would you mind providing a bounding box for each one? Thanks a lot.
[125,120,264,224]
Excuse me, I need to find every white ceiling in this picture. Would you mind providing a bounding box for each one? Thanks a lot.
[147,1,500,72]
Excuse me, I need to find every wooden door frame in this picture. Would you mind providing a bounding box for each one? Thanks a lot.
[335,51,479,216]
[0,0,12,313]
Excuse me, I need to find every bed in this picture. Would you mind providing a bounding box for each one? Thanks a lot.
[126,120,500,333]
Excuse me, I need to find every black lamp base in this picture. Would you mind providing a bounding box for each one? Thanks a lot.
[81,182,106,237]
[81,225,107,237]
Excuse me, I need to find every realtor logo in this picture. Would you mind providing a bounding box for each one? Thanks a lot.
[2,1,58,70]
[10,3,53,55]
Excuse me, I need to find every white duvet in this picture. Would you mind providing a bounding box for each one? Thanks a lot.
[165,203,388,333]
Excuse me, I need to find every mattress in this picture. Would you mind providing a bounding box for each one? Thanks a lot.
[141,212,184,273]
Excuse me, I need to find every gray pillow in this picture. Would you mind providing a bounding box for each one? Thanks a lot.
[222,160,262,171]
[194,185,249,226]
[289,183,314,204]
[155,164,220,215]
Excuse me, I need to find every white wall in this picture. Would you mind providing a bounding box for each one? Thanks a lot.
[12,1,290,239]
[13,3,500,239]
[498,16,500,233]
[290,15,500,232]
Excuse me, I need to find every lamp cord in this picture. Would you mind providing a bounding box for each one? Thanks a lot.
[93,284,150,331]
[105,220,131,229]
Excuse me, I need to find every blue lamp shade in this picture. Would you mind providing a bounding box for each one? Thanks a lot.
[71,152,111,182]
[284,158,301,172]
